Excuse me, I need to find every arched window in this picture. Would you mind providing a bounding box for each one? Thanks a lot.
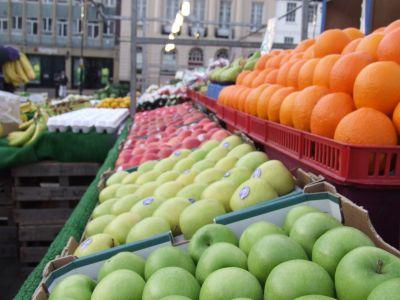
[161,49,177,74]
[188,48,204,67]
[216,48,229,59]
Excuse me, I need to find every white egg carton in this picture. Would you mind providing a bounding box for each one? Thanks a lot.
[47,108,129,134]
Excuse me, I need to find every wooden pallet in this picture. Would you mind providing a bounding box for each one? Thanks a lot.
[19,242,50,264]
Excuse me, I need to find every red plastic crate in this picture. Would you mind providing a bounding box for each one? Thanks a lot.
[248,115,268,143]
[216,103,224,119]
[235,111,249,133]
[223,106,236,127]
[266,121,302,159]
[187,89,197,101]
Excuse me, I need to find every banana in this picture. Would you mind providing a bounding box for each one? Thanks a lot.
[19,118,34,130]
[3,62,21,86]
[25,118,46,146]
[8,131,25,140]
[15,60,29,84]
[2,65,11,84]
[19,53,35,80]
[20,102,32,114]
[8,122,36,147]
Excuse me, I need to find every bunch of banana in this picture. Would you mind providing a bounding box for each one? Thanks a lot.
[20,101,37,114]
[2,53,35,86]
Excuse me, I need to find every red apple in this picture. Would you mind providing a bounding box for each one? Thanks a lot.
[211,129,230,141]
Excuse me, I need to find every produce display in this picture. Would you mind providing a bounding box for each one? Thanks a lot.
[48,95,92,115]
[218,20,400,146]
[73,133,296,257]
[50,205,400,300]
[93,83,130,100]
[97,97,131,109]
[2,52,35,86]
[47,108,129,134]
[137,85,188,112]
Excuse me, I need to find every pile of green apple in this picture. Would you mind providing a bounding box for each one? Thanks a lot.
[50,205,400,300]
[74,134,296,257]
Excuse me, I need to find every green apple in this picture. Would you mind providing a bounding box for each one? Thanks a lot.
[130,197,162,219]
[160,296,191,300]
[153,197,193,234]
[191,159,216,173]
[189,223,238,262]
[85,215,115,238]
[265,259,335,300]
[176,169,199,186]
[106,171,129,186]
[121,171,140,184]
[188,149,208,161]
[200,140,219,152]
[205,146,229,162]
[239,221,286,255]
[283,205,321,234]
[294,295,336,300]
[252,160,295,195]
[179,199,226,239]
[153,157,178,173]
[144,246,195,280]
[91,269,145,300]
[199,267,263,300]
[312,226,374,277]
[98,251,145,280]
[156,170,180,184]
[248,234,308,284]
[137,160,157,173]
[74,233,119,257]
[367,278,400,300]
[230,178,278,211]
[215,156,239,172]
[126,216,170,243]
[170,149,191,159]
[135,170,162,185]
[194,168,225,185]
[201,180,236,211]
[222,167,252,187]
[115,184,139,198]
[235,151,269,171]
[227,143,254,159]
[49,274,95,300]
[143,267,200,300]
[220,135,243,150]
[232,298,253,300]
[103,212,141,244]
[92,198,118,218]
[177,183,207,202]
[196,243,247,284]
[335,246,400,300]
[289,212,342,256]
[99,184,121,203]
[153,181,184,201]
[173,157,197,172]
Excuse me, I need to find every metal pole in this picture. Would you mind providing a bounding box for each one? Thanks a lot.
[79,0,86,95]
[301,0,310,40]
[130,0,137,117]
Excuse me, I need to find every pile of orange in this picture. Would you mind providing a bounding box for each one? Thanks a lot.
[217,20,400,146]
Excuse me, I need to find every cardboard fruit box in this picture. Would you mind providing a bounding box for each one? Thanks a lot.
[32,180,399,300]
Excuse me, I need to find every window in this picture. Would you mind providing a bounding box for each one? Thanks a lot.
[0,18,8,32]
[103,20,115,36]
[73,19,82,35]
[12,16,22,32]
[308,3,317,23]
[219,0,232,29]
[88,21,99,38]
[193,0,205,22]
[188,48,203,67]
[284,36,294,44]
[165,0,179,20]
[57,19,68,37]
[216,48,229,59]
[104,0,116,8]
[251,2,263,31]
[137,47,143,70]
[138,0,147,21]
[42,17,53,35]
[162,49,177,72]
[43,0,53,3]
[286,2,297,22]
[27,18,38,35]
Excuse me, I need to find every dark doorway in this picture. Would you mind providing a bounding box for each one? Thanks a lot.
[26,55,65,88]
[72,57,113,89]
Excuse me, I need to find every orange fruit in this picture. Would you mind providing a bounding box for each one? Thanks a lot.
[228,86,245,108]
[292,85,330,131]
[268,87,296,122]
[294,39,315,53]
[356,33,384,59]
[343,27,364,40]
[233,87,247,109]
[237,88,252,112]
[271,49,283,56]
[384,20,400,34]
[393,102,400,135]
[255,54,272,70]
[354,61,400,115]
[377,28,400,64]
[236,71,251,85]
[334,108,398,145]
[329,51,375,94]
[276,60,298,86]
[279,53,292,67]
[373,27,385,34]
[303,45,315,59]
[218,86,234,105]
[298,58,320,90]
[266,53,285,69]
[286,59,306,89]
[257,84,283,119]
[314,29,351,58]
[245,83,270,115]
[313,54,341,88]
[251,69,271,88]
[289,52,304,62]
[264,69,279,84]
[280,92,299,126]
[341,38,362,55]
[310,92,355,138]
[242,70,261,87]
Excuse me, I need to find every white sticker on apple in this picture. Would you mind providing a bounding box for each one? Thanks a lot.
[222,142,230,149]
[188,198,196,204]
[239,186,250,200]
[143,197,155,205]
[253,168,262,178]
[174,151,181,157]
[81,238,93,249]
[224,171,231,178]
